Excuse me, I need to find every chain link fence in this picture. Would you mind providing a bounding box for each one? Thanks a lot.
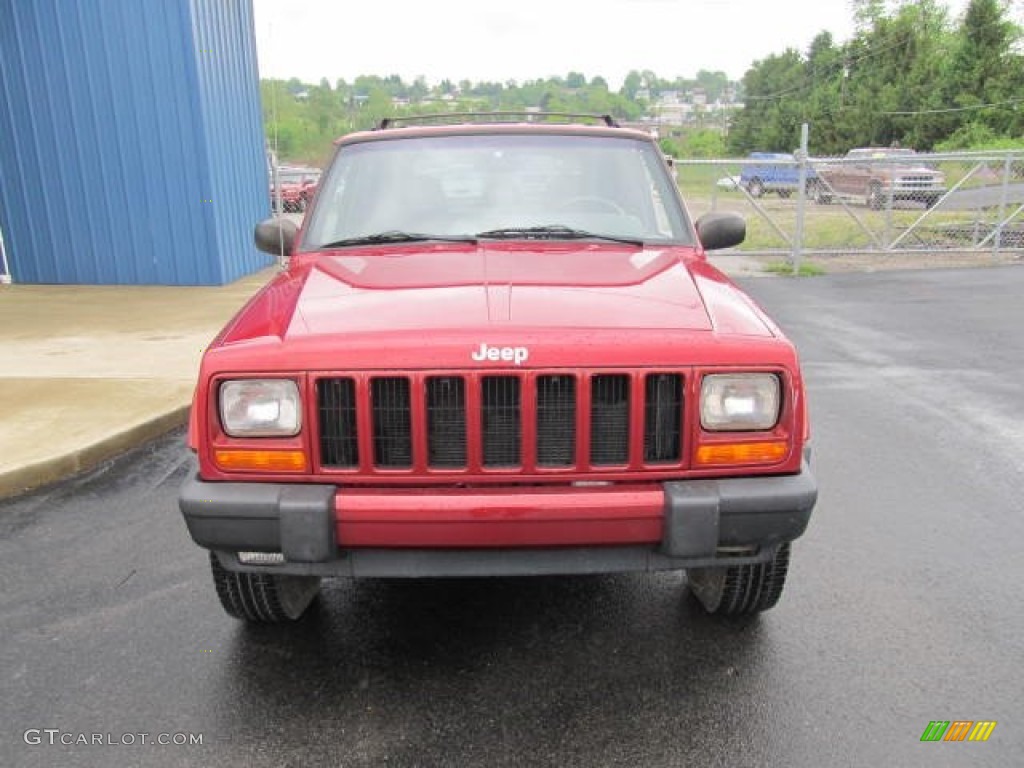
[673,150,1024,261]
[266,145,322,216]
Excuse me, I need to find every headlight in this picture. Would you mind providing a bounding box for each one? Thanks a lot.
[700,374,780,431]
[220,379,301,437]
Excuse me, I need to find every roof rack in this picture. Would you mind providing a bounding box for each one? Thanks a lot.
[375,112,620,130]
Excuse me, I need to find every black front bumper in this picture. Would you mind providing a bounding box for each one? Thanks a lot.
[179,465,817,578]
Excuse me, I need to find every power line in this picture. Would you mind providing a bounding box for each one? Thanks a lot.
[742,12,1020,104]
[882,97,1024,115]
[742,32,931,103]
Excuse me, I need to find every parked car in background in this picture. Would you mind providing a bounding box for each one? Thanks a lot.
[739,152,819,198]
[270,166,321,212]
[716,174,742,191]
[814,147,946,209]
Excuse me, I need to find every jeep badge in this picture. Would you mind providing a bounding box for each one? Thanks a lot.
[471,343,529,366]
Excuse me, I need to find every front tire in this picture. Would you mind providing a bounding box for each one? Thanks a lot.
[687,543,791,616]
[209,552,321,623]
[746,178,765,198]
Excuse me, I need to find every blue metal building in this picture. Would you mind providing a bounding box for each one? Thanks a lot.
[0,0,271,285]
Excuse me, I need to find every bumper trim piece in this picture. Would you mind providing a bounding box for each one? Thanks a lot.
[179,462,816,575]
[214,545,782,578]
[180,478,336,562]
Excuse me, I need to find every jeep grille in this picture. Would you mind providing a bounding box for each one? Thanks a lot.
[315,372,684,475]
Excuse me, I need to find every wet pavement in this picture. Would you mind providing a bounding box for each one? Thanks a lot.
[2,266,1022,767]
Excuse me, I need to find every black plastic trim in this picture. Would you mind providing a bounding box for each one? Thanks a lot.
[180,462,817,576]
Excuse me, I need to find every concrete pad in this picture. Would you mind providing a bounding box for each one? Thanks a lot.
[0,269,275,498]
[707,253,768,278]
[0,379,193,498]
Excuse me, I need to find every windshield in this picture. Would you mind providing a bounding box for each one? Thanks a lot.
[301,133,693,249]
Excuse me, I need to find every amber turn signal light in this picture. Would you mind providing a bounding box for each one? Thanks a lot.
[695,441,789,467]
[214,449,308,472]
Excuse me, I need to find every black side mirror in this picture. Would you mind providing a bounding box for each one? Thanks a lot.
[695,212,745,251]
[254,217,298,257]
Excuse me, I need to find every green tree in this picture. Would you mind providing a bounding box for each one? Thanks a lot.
[566,71,586,89]
[669,129,727,158]
[800,32,845,153]
[695,70,730,102]
[620,70,643,100]
[838,1,952,149]
[942,0,1024,138]
[724,0,1024,153]
[727,49,806,154]
[851,0,887,31]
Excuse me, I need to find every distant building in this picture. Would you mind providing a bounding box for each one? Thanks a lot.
[655,101,692,127]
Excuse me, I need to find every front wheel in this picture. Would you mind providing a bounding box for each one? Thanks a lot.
[209,552,321,622]
[687,543,791,616]
[746,178,765,198]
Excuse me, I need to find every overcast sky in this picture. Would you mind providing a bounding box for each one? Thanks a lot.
[252,0,979,89]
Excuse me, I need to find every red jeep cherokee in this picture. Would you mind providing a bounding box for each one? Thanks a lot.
[180,114,817,622]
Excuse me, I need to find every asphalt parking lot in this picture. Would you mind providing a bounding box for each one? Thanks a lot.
[2,265,1022,767]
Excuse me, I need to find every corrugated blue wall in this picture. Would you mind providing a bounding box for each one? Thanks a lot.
[0,0,271,285]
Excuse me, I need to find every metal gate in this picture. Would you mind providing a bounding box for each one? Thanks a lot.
[673,150,1024,260]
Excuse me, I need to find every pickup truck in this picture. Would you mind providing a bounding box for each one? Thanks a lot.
[814,147,946,209]
[179,114,817,624]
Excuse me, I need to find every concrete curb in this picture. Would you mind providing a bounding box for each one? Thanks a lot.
[0,405,190,500]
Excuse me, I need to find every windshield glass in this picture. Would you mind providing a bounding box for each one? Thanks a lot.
[301,133,693,249]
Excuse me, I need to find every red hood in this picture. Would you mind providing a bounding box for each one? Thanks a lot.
[210,243,780,371]
[288,243,712,334]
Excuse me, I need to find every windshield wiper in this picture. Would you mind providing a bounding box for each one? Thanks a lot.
[476,225,644,247]
[319,231,478,249]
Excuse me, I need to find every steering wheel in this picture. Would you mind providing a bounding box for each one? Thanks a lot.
[556,196,627,215]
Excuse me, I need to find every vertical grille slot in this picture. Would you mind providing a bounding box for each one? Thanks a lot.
[481,376,521,467]
[371,377,412,468]
[317,378,359,468]
[590,374,630,465]
[644,373,683,463]
[536,375,576,466]
[426,376,467,468]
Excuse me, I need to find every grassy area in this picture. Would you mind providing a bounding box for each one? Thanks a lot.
[683,188,997,252]
[674,164,740,197]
